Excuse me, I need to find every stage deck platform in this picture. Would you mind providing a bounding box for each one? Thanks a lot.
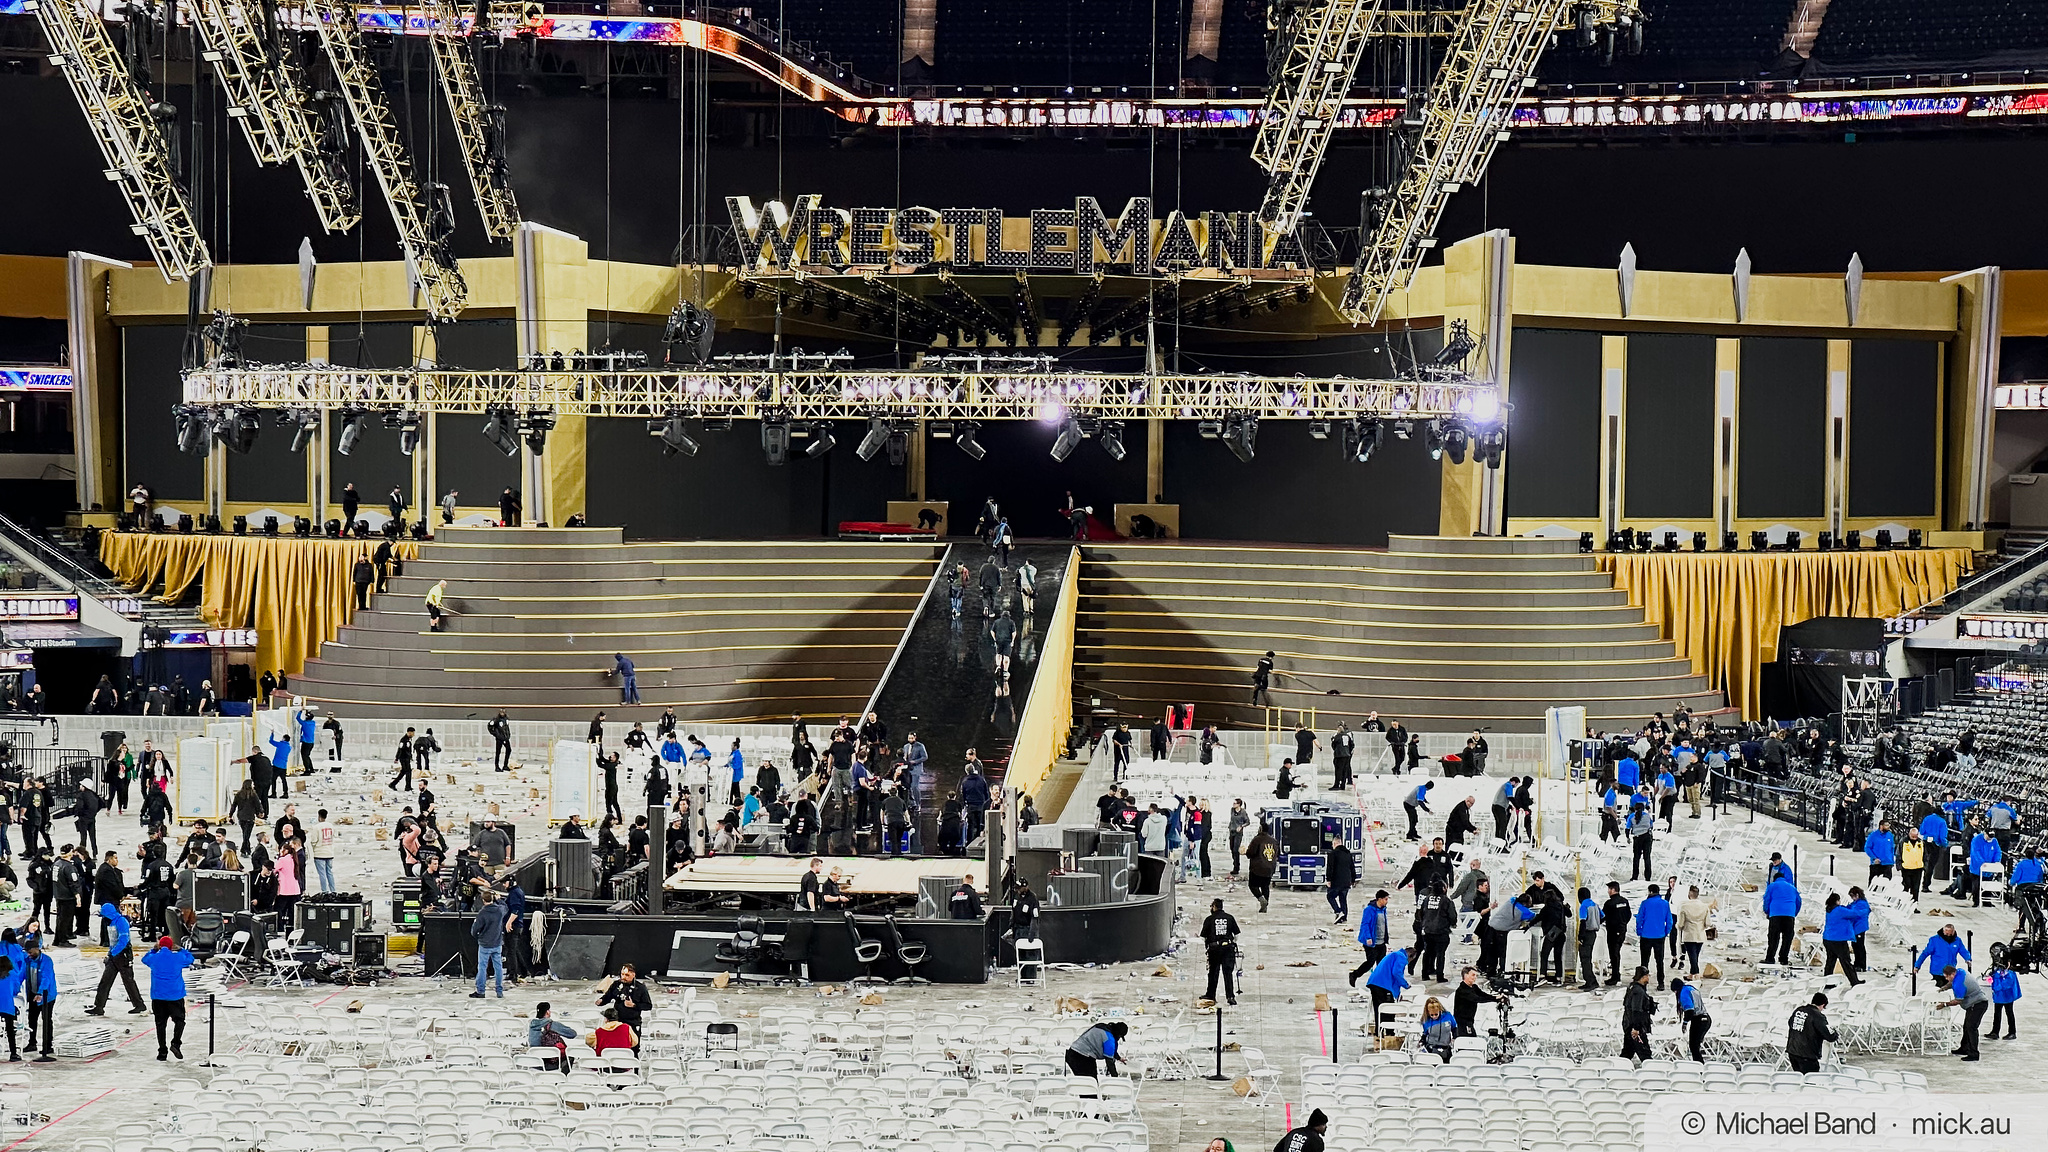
[664,854,983,895]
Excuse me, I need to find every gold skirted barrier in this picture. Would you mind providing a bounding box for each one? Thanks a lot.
[1595,548,1973,719]
[99,532,421,678]
[1008,549,1080,798]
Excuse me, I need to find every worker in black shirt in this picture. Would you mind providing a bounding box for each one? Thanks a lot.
[1011,880,1041,941]
[1784,992,1837,1073]
[798,857,825,911]
[1251,651,1274,706]
[948,875,983,919]
[1451,966,1500,1037]
[1600,881,1632,985]
[596,963,653,1050]
[1200,898,1241,1006]
[1273,1109,1327,1152]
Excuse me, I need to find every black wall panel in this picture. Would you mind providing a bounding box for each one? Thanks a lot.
[587,418,901,539]
[325,323,416,507]
[1848,340,1939,518]
[435,319,518,369]
[1504,328,1601,519]
[122,325,202,501]
[1161,421,1441,546]
[1624,333,1716,520]
[224,324,307,505]
[435,413,520,505]
[924,421,1148,538]
[1737,337,1828,520]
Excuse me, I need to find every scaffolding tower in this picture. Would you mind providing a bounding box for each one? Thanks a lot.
[1252,0,1387,238]
[420,0,521,240]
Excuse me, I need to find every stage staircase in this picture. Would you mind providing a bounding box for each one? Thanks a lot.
[1073,535,1727,734]
[294,526,943,721]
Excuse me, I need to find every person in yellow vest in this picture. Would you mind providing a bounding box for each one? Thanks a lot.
[425,579,450,632]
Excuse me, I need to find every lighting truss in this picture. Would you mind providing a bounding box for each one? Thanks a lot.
[180,366,1495,423]
[1252,0,1388,238]
[420,0,520,240]
[189,0,360,231]
[1340,0,1640,325]
[30,0,210,281]
[307,0,469,319]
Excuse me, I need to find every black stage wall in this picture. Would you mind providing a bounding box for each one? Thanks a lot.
[1848,339,1940,519]
[1737,337,1829,520]
[1624,333,1716,521]
[1504,328,1602,521]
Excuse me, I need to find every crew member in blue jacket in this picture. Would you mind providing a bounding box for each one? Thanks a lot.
[1403,781,1434,841]
[1671,975,1710,1062]
[1064,1021,1127,1078]
[1365,947,1412,1031]
[0,928,24,1061]
[1349,890,1392,985]
[1990,961,2021,1041]
[1600,786,1623,842]
[1762,873,1801,966]
[2012,855,2045,888]
[1917,924,1971,975]
[1864,819,1897,882]
[1846,885,1872,972]
[1767,853,1793,884]
[141,934,194,1060]
[297,708,319,774]
[1967,827,2003,905]
[1821,893,1861,986]
[1616,755,1640,790]
[1627,799,1656,881]
[19,937,56,1061]
[85,902,145,1016]
[1635,885,1673,987]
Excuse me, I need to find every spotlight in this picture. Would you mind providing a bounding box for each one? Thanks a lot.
[1633,530,1652,552]
[1781,530,1801,551]
[201,514,219,533]
[1223,414,1257,462]
[1845,529,1861,550]
[1907,528,1924,549]
[1196,420,1223,439]
[1722,531,1738,552]
[1345,417,1383,464]
[1691,532,1707,552]
[175,406,211,456]
[1433,319,1477,366]
[177,514,194,533]
[324,519,342,538]
[1749,531,1768,552]
[955,420,986,461]
[393,412,423,456]
[336,409,368,456]
[216,408,261,454]
[1444,424,1470,465]
[1050,417,1084,463]
[1099,421,1127,462]
[648,410,699,458]
[856,417,890,462]
[1606,530,1629,552]
[761,416,790,465]
[661,300,717,365]
[263,515,280,536]
[352,520,369,539]
[480,407,519,457]
[520,410,555,454]
[1578,531,1594,553]
[1390,420,1413,441]
[232,515,248,535]
[1817,531,1834,552]
[1478,429,1506,470]
[1660,531,1679,552]
[294,516,312,537]
[806,423,837,457]
[1424,419,1447,461]
[1874,529,1893,550]
[287,410,319,452]
[884,425,909,467]
[1306,419,1332,440]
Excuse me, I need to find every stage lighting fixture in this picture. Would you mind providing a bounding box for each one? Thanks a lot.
[1845,529,1861,550]
[1433,319,1478,366]
[207,408,261,455]
[884,425,910,467]
[1874,529,1893,550]
[1050,417,1084,463]
[661,300,717,365]
[336,409,368,456]
[411,520,429,541]
[325,519,342,538]
[1099,421,1128,462]
[1390,420,1413,441]
[1306,420,1332,440]
[201,514,220,533]
[806,423,837,458]
[955,421,986,461]
[177,514,194,533]
[481,407,520,457]
[232,515,248,535]
[175,406,211,456]
[1722,531,1739,552]
[294,517,312,537]
[1345,417,1384,464]
[1196,420,1223,439]
[392,411,423,456]
[1444,424,1470,465]
[1817,531,1834,552]
[520,410,556,454]
[1908,529,1924,549]
[856,417,891,462]
[1749,530,1768,552]
[929,421,955,439]
[1633,530,1652,552]
[647,410,699,458]
[1223,414,1257,462]
[263,516,280,536]
[352,520,370,539]
[1579,532,1595,553]
[1782,530,1801,551]
[761,417,791,465]
[1691,532,1707,552]
[287,410,319,453]
[1659,531,1678,552]
[1424,419,1447,461]
[1606,530,1628,552]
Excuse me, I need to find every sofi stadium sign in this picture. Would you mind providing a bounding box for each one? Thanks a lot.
[728,196,1320,276]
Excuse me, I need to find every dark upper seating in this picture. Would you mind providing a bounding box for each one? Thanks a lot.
[935,0,1185,88]
[754,0,904,82]
[1812,0,2048,66]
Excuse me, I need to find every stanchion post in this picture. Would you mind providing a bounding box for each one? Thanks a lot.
[1331,1009,1339,1064]
[1205,1007,1229,1081]
[1909,949,1917,996]
[208,992,216,1060]
[1792,845,1799,883]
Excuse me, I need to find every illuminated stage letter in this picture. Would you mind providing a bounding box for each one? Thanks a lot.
[984,209,1029,269]
[938,208,984,268]
[894,207,940,267]
[1076,196,1152,274]
[727,195,813,270]
[848,208,892,267]
[1205,211,1255,271]
[1155,210,1201,271]
[804,206,852,269]
[1029,209,1076,272]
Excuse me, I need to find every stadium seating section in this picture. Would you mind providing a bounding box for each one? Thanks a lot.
[1813,0,2048,66]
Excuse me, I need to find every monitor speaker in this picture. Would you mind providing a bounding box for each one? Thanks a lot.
[548,934,615,981]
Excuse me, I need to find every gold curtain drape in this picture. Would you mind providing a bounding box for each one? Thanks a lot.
[1595,549,1972,719]
[99,532,421,677]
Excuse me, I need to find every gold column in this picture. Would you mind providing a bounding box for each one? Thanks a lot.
[1942,267,2003,530]
[908,421,927,498]
[1599,335,1628,536]
[1437,229,1512,536]
[65,253,126,512]
[1713,338,1739,539]
[1826,339,1851,537]
[307,326,331,523]
[1146,418,1165,502]
[515,224,592,525]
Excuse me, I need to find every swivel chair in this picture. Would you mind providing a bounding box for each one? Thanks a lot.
[880,915,928,984]
[843,912,884,984]
[714,915,765,984]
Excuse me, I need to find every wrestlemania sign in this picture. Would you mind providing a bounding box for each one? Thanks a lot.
[726,196,1321,277]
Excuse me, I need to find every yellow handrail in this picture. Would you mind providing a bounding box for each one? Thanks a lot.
[1008,548,1081,798]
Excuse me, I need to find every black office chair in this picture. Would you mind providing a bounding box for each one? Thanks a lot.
[776,917,816,984]
[880,915,928,984]
[843,912,883,984]
[714,915,765,984]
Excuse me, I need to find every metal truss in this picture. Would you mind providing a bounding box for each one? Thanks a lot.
[1252,0,1387,237]
[180,366,1495,422]
[420,0,520,240]
[31,0,210,281]
[308,0,468,319]
[190,0,360,232]
[1340,0,1641,324]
